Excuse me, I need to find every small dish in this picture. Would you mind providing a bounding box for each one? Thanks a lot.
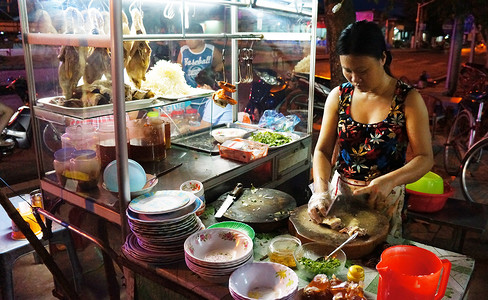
[294,242,346,280]
[268,235,301,267]
[103,159,146,192]
[128,190,192,214]
[102,173,158,198]
[211,128,248,143]
[208,221,255,240]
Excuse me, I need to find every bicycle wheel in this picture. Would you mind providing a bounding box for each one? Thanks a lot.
[444,110,473,176]
[461,137,488,204]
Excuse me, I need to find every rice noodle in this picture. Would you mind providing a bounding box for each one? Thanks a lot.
[141,60,192,97]
[294,54,310,73]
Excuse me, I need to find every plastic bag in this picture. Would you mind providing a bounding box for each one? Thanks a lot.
[258,110,300,132]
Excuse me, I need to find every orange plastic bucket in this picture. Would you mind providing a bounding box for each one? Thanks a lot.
[376,245,451,300]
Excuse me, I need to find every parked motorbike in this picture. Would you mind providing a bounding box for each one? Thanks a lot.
[244,69,330,130]
[1,77,32,153]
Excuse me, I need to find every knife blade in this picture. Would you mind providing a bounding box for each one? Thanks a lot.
[215,183,244,218]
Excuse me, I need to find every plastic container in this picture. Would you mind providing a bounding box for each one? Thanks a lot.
[61,124,98,152]
[97,121,129,170]
[186,108,201,127]
[128,116,166,163]
[406,182,454,212]
[406,171,444,194]
[53,147,75,185]
[268,235,301,267]
[68,149,101,191]
[218,138,269,163]
[11,201,42,240]
[376,245,451,300]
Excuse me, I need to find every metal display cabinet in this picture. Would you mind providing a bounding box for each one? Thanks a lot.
[18,0,318,238]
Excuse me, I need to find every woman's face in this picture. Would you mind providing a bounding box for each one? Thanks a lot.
[339,54,386,92]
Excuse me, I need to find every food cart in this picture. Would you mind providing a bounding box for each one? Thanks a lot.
[16,0,475,299]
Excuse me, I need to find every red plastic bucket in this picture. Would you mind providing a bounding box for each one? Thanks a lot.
[376,245,451,300]
[406,182,454,212]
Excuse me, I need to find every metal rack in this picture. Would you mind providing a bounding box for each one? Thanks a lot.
[17,0,318,239]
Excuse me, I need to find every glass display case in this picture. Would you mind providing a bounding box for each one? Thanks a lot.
[18,0,318,232]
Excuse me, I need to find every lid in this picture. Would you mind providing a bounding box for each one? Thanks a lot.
[54,147,76,162]
[71,149,97,159]
[147,111,159,118]
[66,124,96,136]
[186,108,198,114]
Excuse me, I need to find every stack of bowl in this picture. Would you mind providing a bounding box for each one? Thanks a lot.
[406,171,454,212]
[229,262,299,300]
[184,228,253,283]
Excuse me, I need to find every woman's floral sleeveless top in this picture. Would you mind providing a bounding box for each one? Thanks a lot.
[336,80,412,181]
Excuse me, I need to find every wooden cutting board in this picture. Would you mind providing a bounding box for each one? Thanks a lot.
[288,198,389,259]
[213,188,297,232]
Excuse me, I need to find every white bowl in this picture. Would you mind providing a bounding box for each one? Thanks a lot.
[103,159,146,192]
[211,128,248,143]
[184,228,253,266]
[229,262,299,300]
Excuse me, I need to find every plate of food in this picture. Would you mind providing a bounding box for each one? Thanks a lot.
[247,130,300,148]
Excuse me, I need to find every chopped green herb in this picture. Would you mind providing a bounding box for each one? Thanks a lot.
[298,256,341,275]
[250,131,292,147]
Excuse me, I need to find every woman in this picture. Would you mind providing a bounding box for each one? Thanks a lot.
[308,21,433,238]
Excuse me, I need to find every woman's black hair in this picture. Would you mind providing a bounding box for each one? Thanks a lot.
[195,67,221,90]
[337,20,392,76]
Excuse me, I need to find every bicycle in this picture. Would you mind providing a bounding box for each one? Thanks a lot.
[443,88,488,203]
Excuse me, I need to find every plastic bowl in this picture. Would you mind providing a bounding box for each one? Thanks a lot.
[268,235,301,267]
[229,262,298,300]
[294,242,346,280]
[184,228,253,265]
[103,159,146,192]
[208,221,255,240]
[407,182,454,213]
[211,128,248,143]
[406,171,444,194]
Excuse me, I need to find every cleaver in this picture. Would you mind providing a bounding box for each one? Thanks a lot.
[215,183,244,218]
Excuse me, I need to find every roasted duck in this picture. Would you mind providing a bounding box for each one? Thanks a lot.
[85,47,111,84]
[122,11,133,67]
[58,45,87,100]
[302,274,366,300]
[126,7,151,89]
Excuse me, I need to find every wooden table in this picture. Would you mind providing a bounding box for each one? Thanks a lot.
[120,209,476,300]
[406,197,488,252]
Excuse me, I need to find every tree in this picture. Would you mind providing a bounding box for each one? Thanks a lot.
[324,0,356,88]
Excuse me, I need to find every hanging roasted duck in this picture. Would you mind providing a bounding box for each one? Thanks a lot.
[126,5,151,89]
[58,7,87,100]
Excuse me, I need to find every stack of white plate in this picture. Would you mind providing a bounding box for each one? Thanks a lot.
[229,262,299,300]
[184,228,254,283]
[122,190,204,265]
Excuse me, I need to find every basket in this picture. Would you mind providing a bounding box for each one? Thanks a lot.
[406,182,454,213]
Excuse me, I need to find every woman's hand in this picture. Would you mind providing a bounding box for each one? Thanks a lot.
[307,191,333,223]
[353,177,396,212]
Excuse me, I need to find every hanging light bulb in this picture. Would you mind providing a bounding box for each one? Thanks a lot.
[332,0,344,13]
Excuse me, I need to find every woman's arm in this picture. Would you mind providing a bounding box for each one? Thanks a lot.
[312,86,341,193]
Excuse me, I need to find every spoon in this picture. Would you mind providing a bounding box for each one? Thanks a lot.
[325,231,359,260]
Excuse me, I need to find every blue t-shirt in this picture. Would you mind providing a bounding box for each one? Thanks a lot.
[202,99,233,125]
[180,44,215,88]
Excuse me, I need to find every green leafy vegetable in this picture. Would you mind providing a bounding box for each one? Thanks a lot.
[250,131,292,147]
[298,256,341,275]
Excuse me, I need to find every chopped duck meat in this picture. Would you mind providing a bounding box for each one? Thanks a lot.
[302,274,366,300]
[320,216,344,230]
[338,226,367,237]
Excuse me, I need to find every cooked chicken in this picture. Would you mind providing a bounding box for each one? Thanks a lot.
[58,46,87,100]
[30,9,58,33]
[320,216,344,230]
[339,226,367,237]
[82,8,104,35]
[122,11,133,68]
[126,7,151,89]
[85,47,111,84]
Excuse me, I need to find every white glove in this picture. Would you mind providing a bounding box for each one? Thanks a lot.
[307,191,333,224]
